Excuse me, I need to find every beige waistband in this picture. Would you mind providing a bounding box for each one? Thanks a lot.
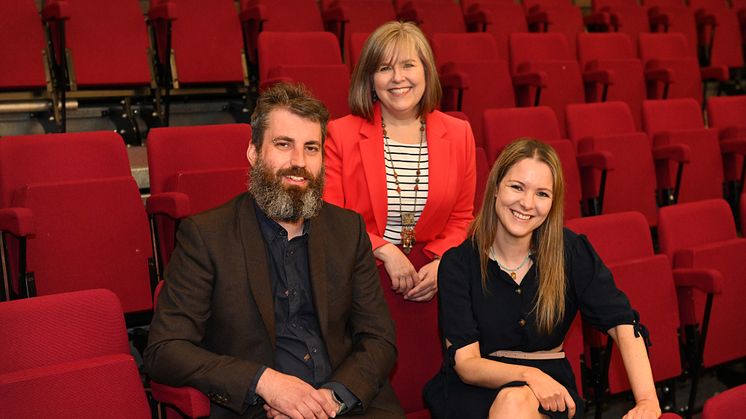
[489,344,565,360]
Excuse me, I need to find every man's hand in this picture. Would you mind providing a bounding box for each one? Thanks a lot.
[406,259,439,301]
[256,368,338,418]
[374,243,420,295]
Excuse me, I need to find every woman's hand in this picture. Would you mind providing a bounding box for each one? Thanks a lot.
[373,243,419,295]
[523,368,577,418]
[622,398,661,419]
[406,259,440,302]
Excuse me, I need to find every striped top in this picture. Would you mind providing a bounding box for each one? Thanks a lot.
[383,136,429,244]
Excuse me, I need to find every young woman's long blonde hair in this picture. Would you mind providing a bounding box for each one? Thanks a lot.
[469,138,566,335]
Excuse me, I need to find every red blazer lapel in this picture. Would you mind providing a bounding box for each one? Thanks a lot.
[358,104,388,237]
[417,112,450,234]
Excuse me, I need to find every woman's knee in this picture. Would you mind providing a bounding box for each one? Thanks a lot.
[489,386,540,418]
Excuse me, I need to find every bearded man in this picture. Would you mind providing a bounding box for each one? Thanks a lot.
[145,83,403,419]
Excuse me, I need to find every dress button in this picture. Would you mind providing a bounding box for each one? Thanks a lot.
[303,353,311,361]
[515,288,522,295]
[519,319,526,327]
[312,348,318,353]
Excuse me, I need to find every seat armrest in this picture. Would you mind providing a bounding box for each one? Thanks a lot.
[146,192,191,219]
[440,62,470,89]
[583,68,614,86]
[148,1,176,21]
[240,4,267,23]
[720,138,746,156]
[0,208,35,237]
[701,65,729,81]
[644,64,675,84]
[464,9,492,27]
[695,10,718,27]
[576,150,614,170]
[673,268,722,295]
[322,5,347,24]
[512,71,547,88]
[396,8,420,24]
[721,126,746,140]
[652,143,691,163]
[42,0,70,21]
[526,10,549,28]
[150,381,211,418]
[584,11,612,27]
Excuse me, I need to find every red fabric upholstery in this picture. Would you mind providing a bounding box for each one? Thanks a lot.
[45,0,151,87]
[707,95,746,183]
[702,384,746,419]
[643,0,700,57]
[658,199,746,367]
[638,33,708,103]
[549,140,584,220]
[431,33,515,147]
[257,31,342,82]
[266,64,351,118]
[398,1,467,36]
[323,0,395,63]
[0,289,149,418]
[462,1,527,60]
[146,123,251,264]
[379,244,441,413]
[577,33,646,129]
[12,177,153,314]
[566,212,682,394]
[0,131,131,208]
[690,0,743,68]
[163,0,245,85]
[522,0,585,55]
[509,33,585,137]
[643,98,725,203]
[482,106,562,163]
[592,0,651,46]
[0,0,48,89]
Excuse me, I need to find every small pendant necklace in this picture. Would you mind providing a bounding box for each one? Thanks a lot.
[382,117,426,254]
[489,247,531,281]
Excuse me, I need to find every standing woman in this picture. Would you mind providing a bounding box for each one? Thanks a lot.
[426,139,661,418]
[324,21,476,302]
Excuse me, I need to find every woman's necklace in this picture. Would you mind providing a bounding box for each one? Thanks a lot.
[382,117,426,254]
[489,246,531,281]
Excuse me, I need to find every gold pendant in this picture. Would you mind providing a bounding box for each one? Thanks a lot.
[510,272,517,280]
[401,212,416,254]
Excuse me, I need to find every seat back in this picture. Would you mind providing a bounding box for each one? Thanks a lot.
[0,289,150,418]
[566,101,638,142]
[469,2,528,60]
[13,177,153,314]
[547,139,584,220]
[566,212,682,393]
[50,0,151,88]
[0,0,47,90]
[431,33,501,64]
[639,33,704,102]
[642,0,699,56]
[257,31,342,82]
[702,384,746,419]
[658,199,746,367]
[348,32,370,71]
[689,0,743,67]
[328,0,396,64]
[707,95,746,137]
[267,64,351,119]
[400,1,467,36]
[167,0,246,85]
[482,106,562,163]
[510,32,573,71]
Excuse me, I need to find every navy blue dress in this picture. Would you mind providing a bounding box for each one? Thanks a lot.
[425,229,638,419]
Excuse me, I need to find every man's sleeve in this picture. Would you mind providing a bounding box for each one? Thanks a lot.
[326,214,398,412]
[143,218,263,414]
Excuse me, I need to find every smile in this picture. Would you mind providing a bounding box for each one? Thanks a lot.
[511,210,531,221]
[284,175,307,183]
[388,87,412,95]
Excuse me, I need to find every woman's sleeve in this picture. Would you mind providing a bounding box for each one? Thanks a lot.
[424,120,477,258]
[439,244,480,355]
[570,233,638,333]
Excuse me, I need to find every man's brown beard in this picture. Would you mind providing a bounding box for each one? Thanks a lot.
[248,155,324,222]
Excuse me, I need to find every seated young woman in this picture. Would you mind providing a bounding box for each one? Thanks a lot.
[425,139,661,419]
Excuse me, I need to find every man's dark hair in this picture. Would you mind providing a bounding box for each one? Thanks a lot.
[250,83,330,149]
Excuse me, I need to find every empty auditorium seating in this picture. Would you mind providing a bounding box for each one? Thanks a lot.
[460,0,529,59]
[397,0,467,36]
[707,95,746,200]
[658,199,745,370]
[587,0,652,46]
[509,33,585,136]
[431,33,517,146]
[567,211,716,413]
[146,124,251,267]
[257,32,350,118]
[577,32,647,129]
[638,33,728,104]
[643,98,746,203]
[702,384,746,419]
[522,0,586,55]
[689,0,744,70]
[322,0,396,58]
[241,0,325,64]
[566,101,689,223]
[0,289,151,418]
[643,0,701,58]
[0,1,49,96]
[482,106,611,219]
[0,132,154,316]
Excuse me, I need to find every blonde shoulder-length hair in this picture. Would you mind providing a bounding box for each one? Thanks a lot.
[469,138,566,335]
[348,21,442,121]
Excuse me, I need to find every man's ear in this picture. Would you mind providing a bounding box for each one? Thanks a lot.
[247,143,258,167]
